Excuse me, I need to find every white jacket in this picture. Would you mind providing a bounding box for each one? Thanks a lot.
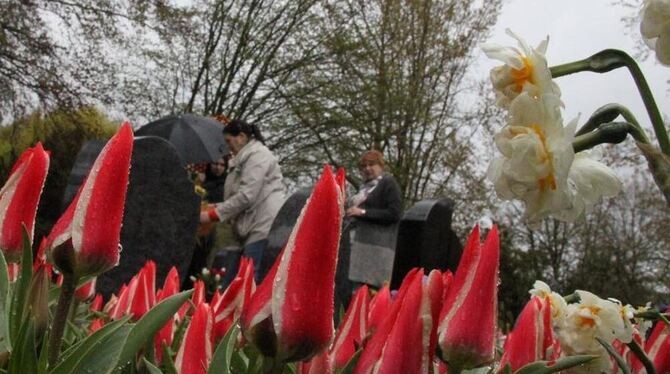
[214,139,286,245]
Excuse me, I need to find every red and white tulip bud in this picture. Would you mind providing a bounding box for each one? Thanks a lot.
[47,123,133,278]
[241,165,345,362]
[0,142,49,262]
[175,302,213,374]
[74,277,97,301]
[331,285,369,370]
[212,257,255,343]
[367,284,392,335]
[437,226,500,370]
[645,318,670,373]
[498,296,555,372]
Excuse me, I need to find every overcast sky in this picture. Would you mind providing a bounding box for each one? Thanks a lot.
[474,0,669,128]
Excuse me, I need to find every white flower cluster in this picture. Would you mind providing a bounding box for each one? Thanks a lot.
[481,30,621,225]
[640,0,670,66]
[529,281,639,373]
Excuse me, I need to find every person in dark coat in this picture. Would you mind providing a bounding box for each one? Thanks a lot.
[335,150,403,313]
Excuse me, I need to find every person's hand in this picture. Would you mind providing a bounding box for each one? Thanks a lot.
[346,206,365,217]
[200,204,219,223]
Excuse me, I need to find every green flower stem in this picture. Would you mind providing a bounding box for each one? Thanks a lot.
[573,122,643,153]
[626,339,657,374]
[577,103,651,144]
[262,356,285,374]
[48,273,78,367]
[550,49,670,155]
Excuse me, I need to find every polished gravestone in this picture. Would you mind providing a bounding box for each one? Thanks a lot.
[257,188,311,281]
[66,136,200,297]
[390,198,462,289]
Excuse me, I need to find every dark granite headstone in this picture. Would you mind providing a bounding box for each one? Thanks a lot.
[65,136,200,297]
[390,198,462,289]
[62,140,106,210]
[258,188,311,281]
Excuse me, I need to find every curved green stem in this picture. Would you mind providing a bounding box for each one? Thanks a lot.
[48,273,78,367]
[550,49,670,155]
[578,103,650,144]
[573,122,644,153]
[627,339,657,374]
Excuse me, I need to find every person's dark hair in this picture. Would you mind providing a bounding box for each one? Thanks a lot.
[222,119,265,144]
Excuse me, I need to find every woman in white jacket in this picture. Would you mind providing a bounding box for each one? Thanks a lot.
[200,119,286,282]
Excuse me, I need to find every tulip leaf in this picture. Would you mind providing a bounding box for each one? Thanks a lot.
[8,318,37,374]
[49,318,130,374]
[338,349,362,374]
[9,227,33,346]
[283,363,297,374]
[515,355,598,374]
[596,337,631,374]
[0,250,9,352]
[115,290,193,372]
[142,357,164,374]
[161,342,179,374]
[208,324,240,374]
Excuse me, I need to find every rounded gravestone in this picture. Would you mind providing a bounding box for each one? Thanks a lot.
[390,198,462,289]
[93,136,200,297]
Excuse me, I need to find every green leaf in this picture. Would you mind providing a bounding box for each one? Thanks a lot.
[515,355,598,374]
[596,337,631,374]
[208,324,240,374]
[338,349,362,374]
[0,249,10,352]
[9,227,33,346]
[284,363,297,374]
[142,358,163,374]
[49,317,130,374]
[8,318,37,374]
[161,342,178,374]
[115,290,193,372]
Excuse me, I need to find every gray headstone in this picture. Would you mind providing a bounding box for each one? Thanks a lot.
[258,188,311,281]
[62,140,106,210]
[74,136,200,297]
[390,198,462,289]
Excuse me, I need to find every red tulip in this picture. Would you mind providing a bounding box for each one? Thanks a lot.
[109,281,134,320]
[192,279,206,306]
[0,142,49,262]
[90,293,103,312]
[331,285,369,369]
[212,257,255,343]
[155,266,180,364]
[7,263,19,282]
[298,351,334,374]
[175,302,213,374]
[75,277,97,301]
[437,225,500,370]
[240,165,344,362]
[498,296,554,372]
[355,269,422,374]
[89,318,105,334]
[47,123,133,277]
[363,269,443,374]
[129,261,156,320]
[367,285,392,335]
[645,319,670,373]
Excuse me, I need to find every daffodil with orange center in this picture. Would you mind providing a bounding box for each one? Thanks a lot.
[481,29,561,108]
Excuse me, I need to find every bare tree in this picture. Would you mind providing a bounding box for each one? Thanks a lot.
[272,0,502,222]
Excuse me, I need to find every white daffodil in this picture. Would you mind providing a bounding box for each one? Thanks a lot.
[487,92,575,224]
[482,28,561,108]
[558,291,632,354]
[553,151,622,222]
[640,0,670,65]
[529,280,568,327]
